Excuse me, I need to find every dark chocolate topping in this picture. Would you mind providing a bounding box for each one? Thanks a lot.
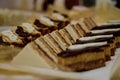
[58,46,104,57]
[75,37,114,44]
[92,24,120,30]
[86,31,120,36]
[16,26,30,37]
[34,19,49,28]
[34,19,56,35]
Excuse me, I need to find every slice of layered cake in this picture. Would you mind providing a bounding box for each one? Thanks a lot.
[13,23,41,46]
[47,11,70,29]
[0,29,23,47]
[59,42,106,71]
[0,29,23,60]
[33,16,57,35]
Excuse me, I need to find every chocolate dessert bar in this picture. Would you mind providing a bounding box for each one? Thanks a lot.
[33,16,57,35]
[0,29,24,47]
[47,11,70,29]
[13,23,41,46]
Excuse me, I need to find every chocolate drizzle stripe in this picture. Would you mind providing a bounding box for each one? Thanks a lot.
[77,24,86,36]
[88,17,95,28]
[56,31,69,47]
[64,29,74,44]
[84,20,91,30]
[73,24,81,37]
[89,17,97,27]
[40,37,58,56]
[33,41,54,62]
[85,18,93,29]
[44,34,63,54]
[58,29,72,46]
[72,25,81,38]
[48,33,64,51]
[78,24,86,34]
[73,25,81,38]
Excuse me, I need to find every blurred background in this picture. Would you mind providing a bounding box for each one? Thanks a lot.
[0,0,119,26]
[0,0,96,10]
